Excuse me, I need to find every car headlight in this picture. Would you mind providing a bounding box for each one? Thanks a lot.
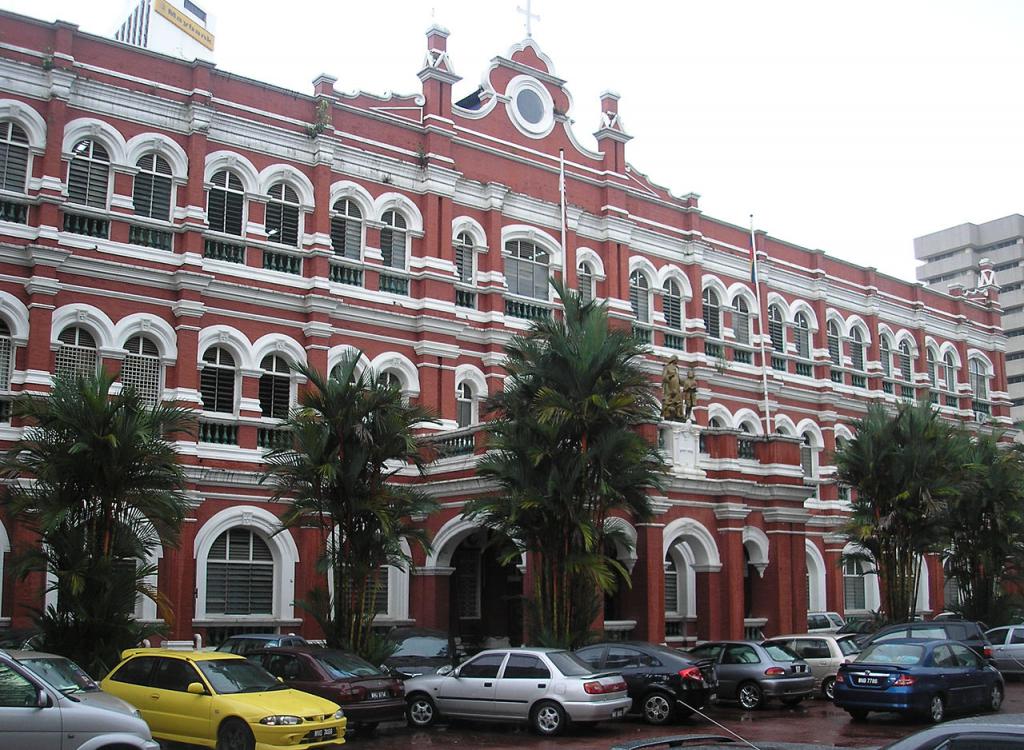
[259,715,303,726]
[332,709,345,720]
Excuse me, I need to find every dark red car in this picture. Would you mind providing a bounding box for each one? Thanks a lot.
[258,646,405,733]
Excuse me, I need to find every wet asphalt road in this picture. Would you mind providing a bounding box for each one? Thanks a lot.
[346,679,1024,750]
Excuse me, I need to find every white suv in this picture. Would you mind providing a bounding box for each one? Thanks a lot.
[807,611,846,633]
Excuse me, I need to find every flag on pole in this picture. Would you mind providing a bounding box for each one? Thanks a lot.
[750,236,758,285]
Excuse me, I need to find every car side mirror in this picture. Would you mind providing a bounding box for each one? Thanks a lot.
[186,682,208,695]
[36,688,51,708]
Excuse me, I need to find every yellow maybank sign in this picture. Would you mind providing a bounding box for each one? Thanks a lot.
[154,0,215,51]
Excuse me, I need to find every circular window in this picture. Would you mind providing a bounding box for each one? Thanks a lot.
[515,88,545,125]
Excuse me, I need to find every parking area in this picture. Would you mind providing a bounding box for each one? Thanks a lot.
[349,679,1024,750]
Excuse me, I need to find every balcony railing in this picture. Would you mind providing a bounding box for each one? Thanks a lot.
[63,212,109,238]
[424,426,482,459]
[972,400,991,418]
[771,356,786,372]
[851,374,866,389]
[738,437,757,460]
[129,224,173,251]
[930,391,939,405]
[198,420,239,446]
[505,299,551,321]
[900,385,915,400]
[0,198,27,224]
[830,370,844,384]
[632,325,652,344]
[329,263,363,286]
[257,426,291,450]
[664,333,686,351]
[378,273,409,295]
[882,381,894,394]
[795,362,813,377]
[945,394,958,408]
[704,341,722,358]
[204,238,246,264]
[732,348,752,364]
[455,289,476,309]
[263,250,302,275]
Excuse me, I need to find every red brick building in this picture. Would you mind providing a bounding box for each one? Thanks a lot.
[0,10,1009,647]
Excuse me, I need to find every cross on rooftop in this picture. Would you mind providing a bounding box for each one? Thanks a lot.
[517,0,540,37]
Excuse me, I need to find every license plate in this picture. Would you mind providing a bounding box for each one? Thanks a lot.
[370,690,389,700]
[312,728,336,738]
[858,677,879,685]
[613,708,625,717]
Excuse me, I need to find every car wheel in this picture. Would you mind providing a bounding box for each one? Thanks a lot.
[988,684,1004,712]
[822,677,836,701]
[216,719,255,750]
[847,709,868,721]
[737,681,764,710]
[928,694,945,724]
[407,694,438,728]
[530,700,567,736]
[641,692,675,725]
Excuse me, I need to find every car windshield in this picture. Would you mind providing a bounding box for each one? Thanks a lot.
[197,659,285,694]
[314,652,382,679]
[19,657,99,695]
[547,651,594,677]
[763,644,798,662]
[838,637,861,656]
[857,643,924,666]
[390,636,449,659]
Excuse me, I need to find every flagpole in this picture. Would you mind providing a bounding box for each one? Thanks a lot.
[751,215,772,435]
[559,149,567,278]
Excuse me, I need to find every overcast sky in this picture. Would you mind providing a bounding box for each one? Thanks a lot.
[8,0,1024,281]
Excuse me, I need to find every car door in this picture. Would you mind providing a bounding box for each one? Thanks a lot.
[986,628,1010,671]
[929,644,966,710]
[0,660,62,750]
[794,638,834,685]
[949,643,989,708]
[1004,627,1024,675]
[718,644,759,700]
[493,653,552,720]
[148,657,212,744]
[435,652,505,718]
[103,655,160,724]
[604,646,648,702]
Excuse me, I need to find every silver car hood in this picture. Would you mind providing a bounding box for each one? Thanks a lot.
[68,689,140,717]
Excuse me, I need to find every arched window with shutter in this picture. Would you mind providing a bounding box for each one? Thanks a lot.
[55,326,98,379]
[200,347,236,414]
[0,122,30,194]
[827,320,842,366]
[880,336,892,377]
[944,352,957,391]
[205,528,274,615]
[259,355,291,419]
[504,240,550,300]
[330,198,363,259]
[265,183,300,247]
[122,335,161,406]
[207,170,245,236]
[454,231,475,285]
[768,305,785,353]
[630,271,650,324]
[456,381,474,428]
[578,261,594,304]
[898,341,913,383]
[794,312,811,359]
[702,288,721,339]
[926,348,938,388]
[663,280,683,331]
[380,210,407,269]
[850,328,865,371]
[733,297,750,345]
[969,357,989,402]
[132,154,173,220]
[67,139,110,208]
[0,320,12,392]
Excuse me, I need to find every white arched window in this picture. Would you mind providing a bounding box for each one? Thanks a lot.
[259,355,291,419]
[67,139,110,208]
[380,210,408,269]
[827,321,842,366]
[663,280,683,330]
[0,319,13,391]
[880,337,892,378]
[926,348,938,388]
[969,358,989,403]
[207,170,245,236]
[630,271,650,324]
[850,328,865,371]
[944,352,957,392]
[455,231,475,285]
[733,298,750,345]
[898,341,913,383]
[0,121,30,194]
[132,153,173,221]
[794,312,811,359]
[205,528,274,615]
[843,559,867,612]
[578,261,594,304]
[330,198,362,259]
[504,240,549,300]
[702,288,721,339]
[768,305,785,353]
[265,183,300,247]
[55,326,98,379]
[456,381,475,428]
[200,347,236,414]
[122,335,161,406]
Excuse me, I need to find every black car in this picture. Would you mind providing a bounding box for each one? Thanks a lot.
[383,628,464,678]
[877,712,1024,749]
[836,619,879,646]
[575,641,716,724]
[863,621,992,661]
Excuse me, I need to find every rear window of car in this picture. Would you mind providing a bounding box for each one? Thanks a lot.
[390,636,449,658]
[313,652,381,679]
[838,637,861,656]
[905,625,947,640]
[547,651,594,677]
[763,644,798,662]
[858,643,924,666]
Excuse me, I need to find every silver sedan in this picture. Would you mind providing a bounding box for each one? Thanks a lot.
[688,640,816,709]
[403,647,632,736]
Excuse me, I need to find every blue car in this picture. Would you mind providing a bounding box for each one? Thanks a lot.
[834,638,1004,724]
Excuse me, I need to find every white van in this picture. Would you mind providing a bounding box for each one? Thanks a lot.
[807,612,846,633]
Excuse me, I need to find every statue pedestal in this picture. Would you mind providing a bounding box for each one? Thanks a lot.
[661,420,705,477]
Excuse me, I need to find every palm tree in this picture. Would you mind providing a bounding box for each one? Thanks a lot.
[1,371,193,675]
[835,401,969,623]
[467,281,666,648]
[944,433,1024,625]
[263,357,438,659]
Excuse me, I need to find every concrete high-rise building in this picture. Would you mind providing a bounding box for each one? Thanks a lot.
[915,215,1024,421]
[114,0,215,61]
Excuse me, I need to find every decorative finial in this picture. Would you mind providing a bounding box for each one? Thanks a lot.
[517,0,540,37]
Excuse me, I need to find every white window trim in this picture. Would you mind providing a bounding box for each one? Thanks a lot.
[504,75,556,138]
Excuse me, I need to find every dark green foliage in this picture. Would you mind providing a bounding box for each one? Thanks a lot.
[467,281,665,648]
[263,358,438,660]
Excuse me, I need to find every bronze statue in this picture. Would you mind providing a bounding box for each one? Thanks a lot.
[682,367,698,422]
[661,357,686,421]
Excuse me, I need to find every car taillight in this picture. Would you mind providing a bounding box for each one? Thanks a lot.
[332,682,356,702]
[893,674,916,687]
[984,646,993,659]
[584,679,626,694]
[835,672,845,683]
[764,667,785,676]
[679,666,702,681]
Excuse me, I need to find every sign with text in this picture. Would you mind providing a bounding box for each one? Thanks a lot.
[154,0,215,51]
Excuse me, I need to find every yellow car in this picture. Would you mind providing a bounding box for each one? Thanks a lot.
[100,648,346,749]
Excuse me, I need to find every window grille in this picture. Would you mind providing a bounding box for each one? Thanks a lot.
[330,198,362,259]
[662,280,682,330]
[898,341,913,383]
[338,567,389,615]
[122,335,161,406]
[55,326,98,379]
[265,183,300,247]
[200,347,236,414]
[0,122,30,193]
[259,354,291,419]
[67,139,110,208]
[454,231,474,284]
[850,329,865,371]
[664,555,678,613]
[504,240,549,300]
[843,559,866,611]
[452,547,481,619]
[380,210,407,269]
[578,262,594,304]
[733,298,749,345]
[827,321,841,366]
[456,381,473,428]
[768,306,784,353]
[794,313,810,359]
[0,319,12,391]
[630,271,650,323]
[205,528,274,615]
[702,289,721,339]
[132,153,173,220]
[207,170,245,236]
